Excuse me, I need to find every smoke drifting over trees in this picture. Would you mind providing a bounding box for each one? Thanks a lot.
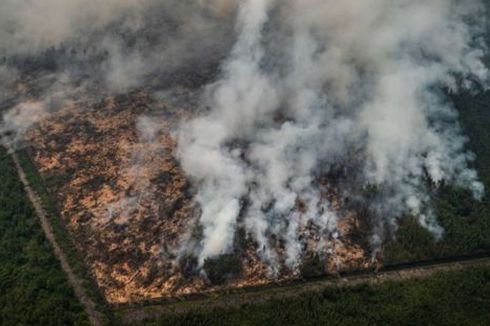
[0,0,488,273]
[176,0,489,268]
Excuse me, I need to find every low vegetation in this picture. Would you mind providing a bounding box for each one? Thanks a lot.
[299,254,326,279]
[203,254,242,285]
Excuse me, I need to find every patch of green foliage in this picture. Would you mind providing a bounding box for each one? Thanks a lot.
[299,254,326,279]
[0,148,89,325]
[203,254,242,285]
[145,266,490,326]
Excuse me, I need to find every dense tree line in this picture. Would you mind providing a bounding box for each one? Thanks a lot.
[147,266,490,326]
[0,148,88,325]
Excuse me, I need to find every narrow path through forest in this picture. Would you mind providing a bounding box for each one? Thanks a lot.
[11,152,104,326]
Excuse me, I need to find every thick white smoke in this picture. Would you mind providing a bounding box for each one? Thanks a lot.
[0,0,487,273]
[177,0,488,267]
[178,0,280,264]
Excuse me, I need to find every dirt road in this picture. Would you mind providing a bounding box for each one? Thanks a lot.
[12,152,104,326]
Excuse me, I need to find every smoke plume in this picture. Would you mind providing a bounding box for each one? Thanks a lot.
[177,0,488,267]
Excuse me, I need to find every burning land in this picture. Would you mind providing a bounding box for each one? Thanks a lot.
[2,0,490,306]
[15,88,369,303]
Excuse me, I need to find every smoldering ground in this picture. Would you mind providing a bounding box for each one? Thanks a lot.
[0,0,488,277]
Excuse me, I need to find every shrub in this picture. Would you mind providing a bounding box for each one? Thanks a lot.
[203,254,242,285]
